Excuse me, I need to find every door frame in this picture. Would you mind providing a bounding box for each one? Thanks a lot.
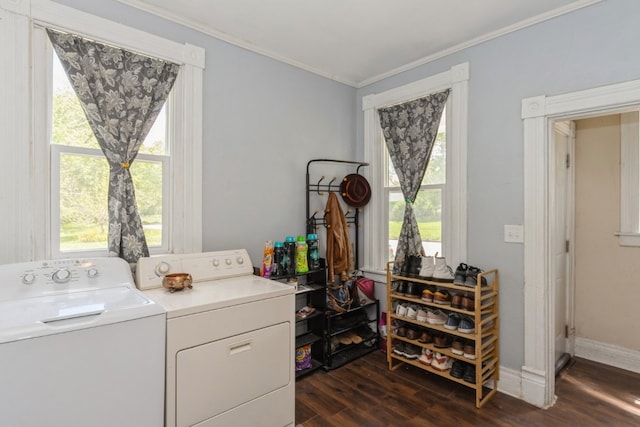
[551,120,576,364]
[521,78,640,408]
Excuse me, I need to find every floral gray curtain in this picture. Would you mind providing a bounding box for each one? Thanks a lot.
[47,29,179,266]
[378,90,449,273]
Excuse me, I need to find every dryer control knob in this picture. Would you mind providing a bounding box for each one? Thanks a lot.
[225,258,232,266]
[155,262,170,276]
[22,273,36,284]
[52,268,71,283]
[87,268,99,279]
[212,259,220,267]
[236,256,244,265]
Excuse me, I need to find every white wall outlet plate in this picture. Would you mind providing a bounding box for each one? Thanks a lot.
[504,224,524,243]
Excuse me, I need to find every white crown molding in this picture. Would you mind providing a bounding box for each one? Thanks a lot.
[116,0,601,88]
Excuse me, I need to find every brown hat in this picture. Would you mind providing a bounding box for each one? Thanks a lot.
[340,173,371,207]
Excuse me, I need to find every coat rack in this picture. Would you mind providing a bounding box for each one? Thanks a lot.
[305,159,368,270]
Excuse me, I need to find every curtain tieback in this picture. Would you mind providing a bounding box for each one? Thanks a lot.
[404,197,412,203]
[121,162,130,169]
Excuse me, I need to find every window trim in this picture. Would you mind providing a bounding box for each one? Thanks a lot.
[2,0,204,261]
[361,63,468,280]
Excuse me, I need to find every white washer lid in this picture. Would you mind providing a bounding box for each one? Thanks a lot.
[0,286,164,343]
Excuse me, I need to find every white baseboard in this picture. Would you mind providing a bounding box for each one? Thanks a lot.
[497,365,522,400]
[575,337,640,374]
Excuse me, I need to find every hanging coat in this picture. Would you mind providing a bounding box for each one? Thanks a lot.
[325,191,352,282]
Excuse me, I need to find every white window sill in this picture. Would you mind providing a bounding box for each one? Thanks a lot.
[615,232,640,247]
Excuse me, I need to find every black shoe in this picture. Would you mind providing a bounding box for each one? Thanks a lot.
[393,281,407,295]
[407,255,422,277]
[450,360,466,379]
[405,281,422,298]
[453,263,468,286]
[463,364,476,383]
[464,266,487,287]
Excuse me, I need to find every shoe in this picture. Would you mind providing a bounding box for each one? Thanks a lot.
[444,313,461,330]
[434,333,452,348]
[406,328,420,340]
[345,331,363,344]
[393,281,407,295]
[421,287,435,303]
[426,309,447,325]
[405,304,418,320]
[419,255,435,279]
[392,341,405,356]
[406,255,422,277]
[433,289,452,305]
[464,266,488,288]
[431,352,453,371]
[451,293,463,309]
[396,326,407,337]
[395,302,408,317]
[418,348,433,365]
[404,343,420,359]
[458,316,475,334]
[337,332,352,345]
[405,281,422,298]
[432,257,455,283]
[418,330,434,343]
[450,360,466,378]
[453,263,468,286]
[451,337,465,355]
[463,342,476,360]
[461,294,474,311]
[463,364,476,383]
[416,308,429,323]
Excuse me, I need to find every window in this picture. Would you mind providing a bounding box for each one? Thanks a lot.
[15,0,206,260]
[362,63,469,278]
[386,110,446,259]
[50,52,169,254]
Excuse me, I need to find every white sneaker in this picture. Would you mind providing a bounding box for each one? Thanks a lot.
[419,255,435,279]
[432,256,454,283]
[431,352,453,371]
[418,348,433,365]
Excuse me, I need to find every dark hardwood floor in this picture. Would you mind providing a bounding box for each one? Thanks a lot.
[295,350,640,426]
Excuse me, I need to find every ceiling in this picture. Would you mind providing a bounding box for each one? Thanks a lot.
[117,0,600,87]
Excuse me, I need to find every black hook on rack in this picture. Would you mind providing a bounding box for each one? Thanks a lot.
[328,176,337,191]
[316,176,325,195]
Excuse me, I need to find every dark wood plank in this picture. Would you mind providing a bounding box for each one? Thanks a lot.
[295,351,640,426]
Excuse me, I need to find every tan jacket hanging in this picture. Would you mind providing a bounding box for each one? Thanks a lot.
[325,191,352,282]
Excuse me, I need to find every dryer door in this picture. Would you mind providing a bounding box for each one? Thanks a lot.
[175,321,292,426]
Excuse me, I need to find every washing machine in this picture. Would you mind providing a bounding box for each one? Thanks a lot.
[0,257,166,427]
[136,249,295,427]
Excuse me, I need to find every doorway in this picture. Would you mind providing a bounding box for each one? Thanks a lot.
[521,79,640,408]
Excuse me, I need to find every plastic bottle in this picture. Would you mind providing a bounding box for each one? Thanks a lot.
[283,236,296,276]
[295,235,309,274]
[306,233,320,270]
[273,241,285,277]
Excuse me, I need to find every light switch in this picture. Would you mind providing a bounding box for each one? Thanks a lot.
[504,224,524,243]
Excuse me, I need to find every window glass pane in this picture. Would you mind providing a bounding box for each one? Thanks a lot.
[388,188,442,259]
[52,54,99,149]
[59,153,108,251]
[131,160,163,247]
[423,107,446,185]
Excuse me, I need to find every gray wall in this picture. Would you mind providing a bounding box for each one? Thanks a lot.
[356,0,640,370]
[53,0,357,265]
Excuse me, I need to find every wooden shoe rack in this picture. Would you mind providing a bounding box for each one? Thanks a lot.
[386,261,499,408]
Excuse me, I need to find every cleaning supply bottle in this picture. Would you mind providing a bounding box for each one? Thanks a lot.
[273,241,285,276]
[307,233,320,270]
[295,235,309,274]
[283,236,296,276]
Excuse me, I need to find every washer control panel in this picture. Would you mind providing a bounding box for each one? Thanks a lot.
[135,249,254,290]
[0,257,134,302]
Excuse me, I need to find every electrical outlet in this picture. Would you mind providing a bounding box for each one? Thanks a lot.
[504,224,524,243]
